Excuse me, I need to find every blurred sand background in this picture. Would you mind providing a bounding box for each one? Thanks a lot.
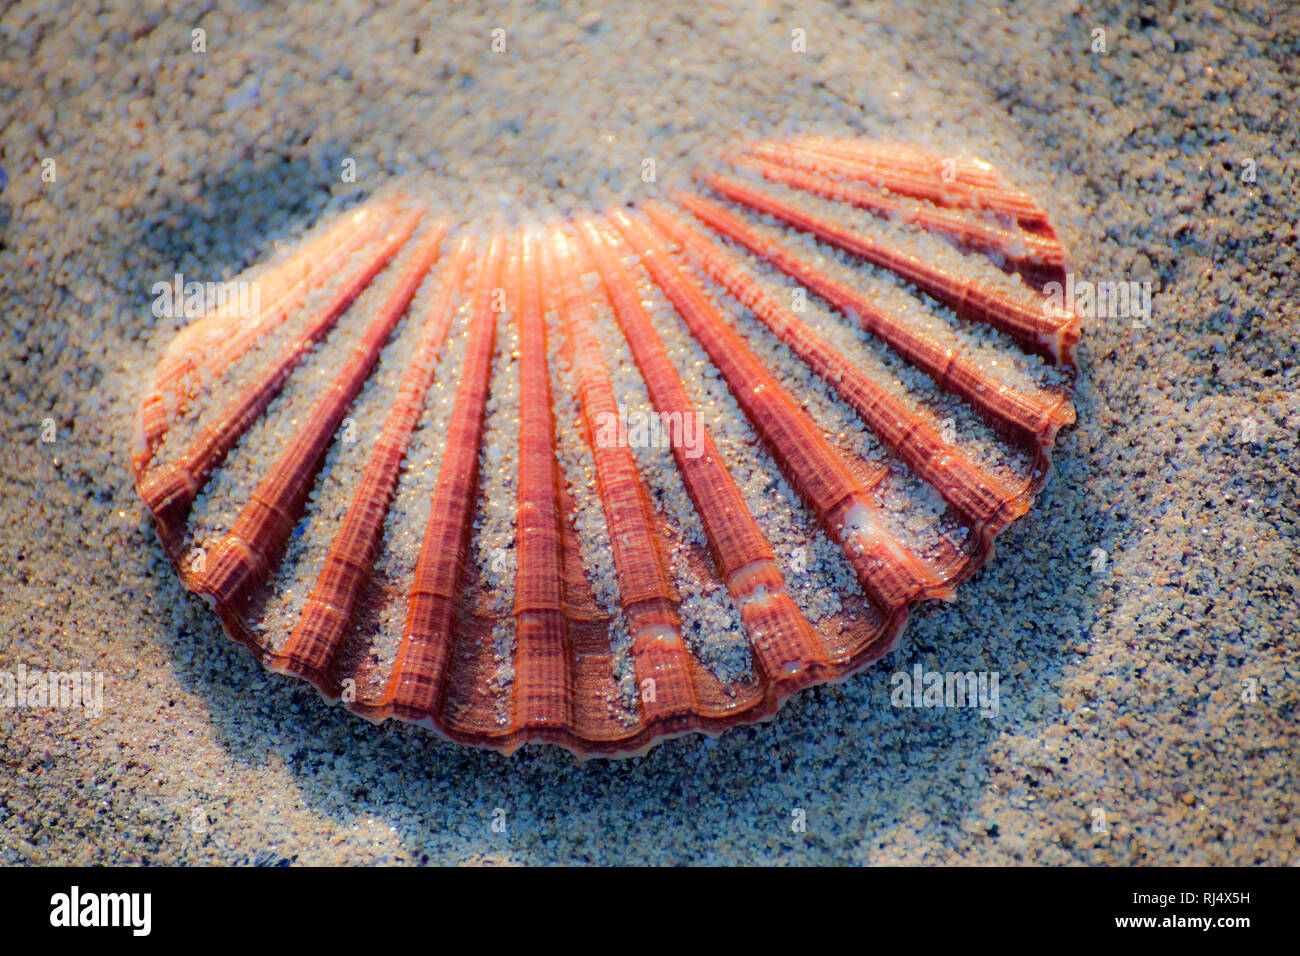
[1,0,1296,864]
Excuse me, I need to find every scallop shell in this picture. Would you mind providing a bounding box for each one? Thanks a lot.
[132,139,1079,757]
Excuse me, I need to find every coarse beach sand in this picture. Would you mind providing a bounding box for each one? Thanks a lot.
[1,0,1296,864]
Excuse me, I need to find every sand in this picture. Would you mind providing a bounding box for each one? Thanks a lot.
[1,0,1297,864]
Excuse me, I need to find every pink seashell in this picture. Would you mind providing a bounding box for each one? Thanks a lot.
[133,139,1079,757]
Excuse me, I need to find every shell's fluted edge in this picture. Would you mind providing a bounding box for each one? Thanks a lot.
[133,140,1080,758]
